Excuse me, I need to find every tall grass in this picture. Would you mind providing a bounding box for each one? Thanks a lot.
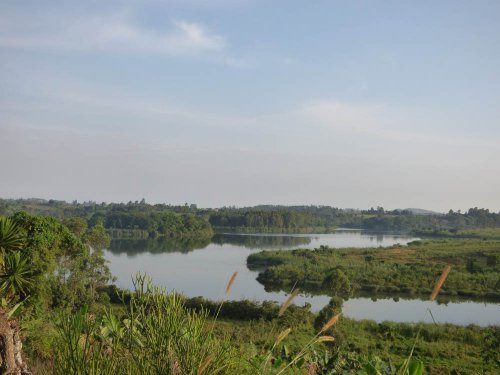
[51,274,247,375]
[394,264,452,375]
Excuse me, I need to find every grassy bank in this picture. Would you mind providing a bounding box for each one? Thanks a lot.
[213,316,499,374]
[414,227,500,240]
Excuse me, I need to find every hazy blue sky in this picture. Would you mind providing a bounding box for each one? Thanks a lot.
[1,0,499,211]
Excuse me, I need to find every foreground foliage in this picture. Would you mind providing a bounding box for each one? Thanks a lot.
[49,276,440,375]
[52,277,246,375]
[0,213,113,374]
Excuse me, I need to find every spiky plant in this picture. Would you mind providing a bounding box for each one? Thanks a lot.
[0,217,25,268]
[0,251,34,299]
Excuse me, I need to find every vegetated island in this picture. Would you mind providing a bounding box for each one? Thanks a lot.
[247,239,500,301]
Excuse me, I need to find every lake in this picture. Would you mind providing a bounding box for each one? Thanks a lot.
[104,230,500,326]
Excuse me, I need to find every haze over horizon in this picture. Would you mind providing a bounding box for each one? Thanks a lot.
[1,1,499,212]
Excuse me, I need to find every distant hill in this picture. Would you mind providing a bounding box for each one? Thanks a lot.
[395,208,443,215]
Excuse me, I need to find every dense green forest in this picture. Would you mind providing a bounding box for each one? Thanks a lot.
[1,212,499,374]
[2,198,500,235]
[208,209,334,232]
[247,240,500,301]
[0,199,213,239]
[211,205,500,232]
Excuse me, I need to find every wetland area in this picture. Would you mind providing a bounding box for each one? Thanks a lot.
[105,230,500,326]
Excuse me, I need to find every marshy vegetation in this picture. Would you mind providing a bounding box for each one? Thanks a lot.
[247,240,500,301]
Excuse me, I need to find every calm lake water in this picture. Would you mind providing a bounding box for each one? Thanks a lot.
[104,230,500,326]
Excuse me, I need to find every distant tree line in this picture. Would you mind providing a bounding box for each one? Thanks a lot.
[208,209,333,232]
[0,199,212,239]
[1,199,500,235]
[207,205,500,232]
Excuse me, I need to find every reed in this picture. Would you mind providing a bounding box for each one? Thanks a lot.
[211,271,239,332]
[317,336,335,343]
[225,271,238,295]
[430,265,451,301]
[275,328,292,345]
[275,311,340,375]
[278,288,300,317]
[197,354,214,375]
[260,328,293,371]
[320,313,340,333]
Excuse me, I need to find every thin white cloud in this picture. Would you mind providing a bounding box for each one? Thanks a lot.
[0,11,232,59]
[297,99,470,146]
[3,71,498,153]
[300,100,388,132]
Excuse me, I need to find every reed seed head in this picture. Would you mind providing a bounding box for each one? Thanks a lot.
[320,313,340,333]
[197,354,215,375]
[430,265,451,301]
[278,288,300,317]
[317,336,335,342]
[276,328,292,345]
[225,271,238,295]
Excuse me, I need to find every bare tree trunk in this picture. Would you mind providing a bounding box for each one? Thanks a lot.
[0,308,31,375]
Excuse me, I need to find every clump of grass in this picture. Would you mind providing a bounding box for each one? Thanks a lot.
[51,273,247,374]
[274,310,341,375]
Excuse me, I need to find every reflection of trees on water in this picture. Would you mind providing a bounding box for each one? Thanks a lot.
[108,233,312,256]
[108,236,212,255]
[212,233,312,249]
[260,283,489,305]
[359,230,416,243]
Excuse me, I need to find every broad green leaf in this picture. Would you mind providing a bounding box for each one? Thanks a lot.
[408,360,424,375]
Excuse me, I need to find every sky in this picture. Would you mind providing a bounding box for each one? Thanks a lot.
[1,0,499,212]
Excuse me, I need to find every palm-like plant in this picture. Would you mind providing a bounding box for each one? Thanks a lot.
[0,218,33,374]
[0,217,25,269]
[0,251,33,298]
[0,217,32,299]
[0,217,24,252]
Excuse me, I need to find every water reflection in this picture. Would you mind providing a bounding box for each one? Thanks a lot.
[212,233,311,249]
[108,230,419,257]
[108,236,211,256]
[369,233,384,242]
[343,297,500,327]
